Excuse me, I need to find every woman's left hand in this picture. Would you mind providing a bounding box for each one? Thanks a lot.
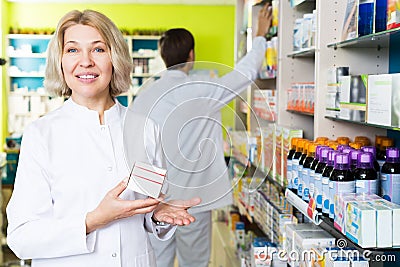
[153,197,201,226]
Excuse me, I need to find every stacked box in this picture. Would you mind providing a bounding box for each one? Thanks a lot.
[326,67,350,118]
[275,126,283,184]
[345,201,376,248]
[339,74,368,123]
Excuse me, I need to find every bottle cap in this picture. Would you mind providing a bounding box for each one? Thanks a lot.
[320,147,333,163]
[316,145,329,160]
[296,139,305,152]
[386,147,400,159]
[355,136,371,146]
[381,138,394,148]
[361,146,376,158]
[291,137,299,149]
[342,147,354,155]
[327,150,340,166]
[337,145,350,152]
[350,150,363,162]
[334,153,350,169]
[349,142,363,149]
[337,136,350,145]
[357,152,373,168]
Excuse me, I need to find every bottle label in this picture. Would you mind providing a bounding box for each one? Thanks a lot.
[292,159,299,190]
[314,173,322,209]
[298,165,303,197]
[322,176,330,214]
[287,160,293,189]
[309,170,315,198]
[302,168,310,201]
[356,179,378,195]
[329,180,356,219]
[381,173,400,205]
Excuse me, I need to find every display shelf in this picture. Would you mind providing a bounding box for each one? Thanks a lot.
[236,198,253,223]
[290,0,315,8]
[286,109,314,117]
[325,116,400,132]
[251,164,285,195]
[286,47,315,58]
[327,28,400,49]
[284,188,322,225]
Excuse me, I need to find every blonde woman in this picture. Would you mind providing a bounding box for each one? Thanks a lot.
[6,9,200,267]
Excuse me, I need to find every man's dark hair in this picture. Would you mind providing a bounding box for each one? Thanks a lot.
[159,28,194,68]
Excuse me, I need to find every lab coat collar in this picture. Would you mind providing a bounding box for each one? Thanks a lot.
[161,69,188,79]
[63,97,124,126]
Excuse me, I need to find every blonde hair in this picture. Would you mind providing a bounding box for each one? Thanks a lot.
[44,9,132,97]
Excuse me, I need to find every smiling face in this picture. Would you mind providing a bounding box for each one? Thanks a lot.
[61,24,113,105]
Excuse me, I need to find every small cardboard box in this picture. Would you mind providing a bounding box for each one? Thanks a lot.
[345,202,376,248]
[127,161,167,198]
[339,75,367,122]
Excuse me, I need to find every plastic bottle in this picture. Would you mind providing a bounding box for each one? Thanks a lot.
[302,143,317,202]
[361,145,380,174]
[375,135,385,162]
[380,147,400,204]
[287,137,299,189]
[310,145,328,200]
[354,152,378,195]
[314,147,332,212]
[327,141,339,150]
[298,140,310,198]
[329,153,355,220]
[292,139,305,194]
[322,150,340,216]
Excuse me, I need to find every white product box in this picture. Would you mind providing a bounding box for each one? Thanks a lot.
[345,202,376,248]
[294,230,335,267]
[367,73,400,127]
[339,75,367,122]
[365,201,392,247]
[127,161,167,198]
[373,199,400,246]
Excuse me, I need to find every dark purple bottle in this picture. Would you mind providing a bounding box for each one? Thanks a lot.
[322,150,340,216]
[314,147,332,212]
[354,152,378,195]
[361,146,380,173]
[329,153,355,220]
[381,148,400,204]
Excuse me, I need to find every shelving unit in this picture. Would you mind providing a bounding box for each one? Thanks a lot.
[6,34,165,134]
[230,0,400,265]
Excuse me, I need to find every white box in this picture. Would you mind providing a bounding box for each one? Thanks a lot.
[365,201,392,247]
[127,161,167,198]
[373,199,400,246]
[345,202,376,248]
[367,73,400,127]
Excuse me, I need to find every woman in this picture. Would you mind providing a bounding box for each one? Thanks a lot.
[6,9,200,267]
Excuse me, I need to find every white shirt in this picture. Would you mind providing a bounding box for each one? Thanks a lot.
[6,98,175,267]
[131,36,267,213]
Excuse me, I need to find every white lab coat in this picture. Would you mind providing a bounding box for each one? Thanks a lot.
[6,98,175,267]
[131,36,267,213]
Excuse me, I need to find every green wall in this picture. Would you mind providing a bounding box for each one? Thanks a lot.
[2,3,237,147]
[1,0,9,150]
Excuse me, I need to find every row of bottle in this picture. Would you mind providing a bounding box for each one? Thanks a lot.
[286,136,400,220]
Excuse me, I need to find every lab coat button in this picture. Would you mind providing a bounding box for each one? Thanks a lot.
[112,253,117,257]
[101,126,106,131]
[107,166,112,171]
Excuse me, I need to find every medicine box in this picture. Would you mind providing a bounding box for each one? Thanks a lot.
[365,201,392,247]
[339,75,367,122]
[387,0,400,29]
[373,199,400,246]
[127,161,167,198]
[345,202,376,248]
[367,73,400,127]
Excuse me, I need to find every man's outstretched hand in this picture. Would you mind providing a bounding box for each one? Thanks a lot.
[153,197,202,226]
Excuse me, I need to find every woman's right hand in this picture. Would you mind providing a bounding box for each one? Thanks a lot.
[85,178,161,234]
